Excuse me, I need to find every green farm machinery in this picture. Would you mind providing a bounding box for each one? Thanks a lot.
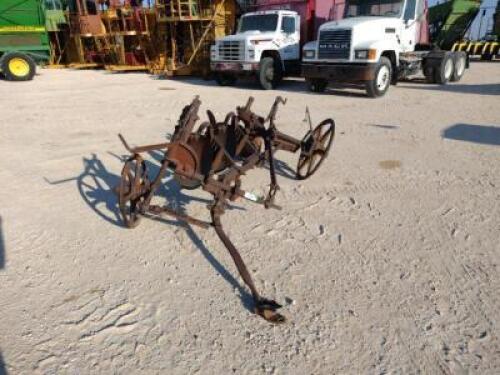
[0,0,51,80]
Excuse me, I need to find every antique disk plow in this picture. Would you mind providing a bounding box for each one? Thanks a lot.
[116,96,335,323]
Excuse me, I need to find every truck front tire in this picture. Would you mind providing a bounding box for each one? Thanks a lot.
[307,78,328,93]
[365,56,392,98]
[1,52,36,81]
[259,56,282,90]
[215,73,237,86]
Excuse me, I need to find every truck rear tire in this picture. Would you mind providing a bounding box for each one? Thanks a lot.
[215,73,237,86]
[450,52,466,82]
[434,53,454,84]
[259,56,282,90]
[1,52,36,81]
[307,78,328,93]
[365,56,392,98]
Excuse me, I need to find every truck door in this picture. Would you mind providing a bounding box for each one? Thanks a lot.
[400,0,425,52]
[280,15,300,61]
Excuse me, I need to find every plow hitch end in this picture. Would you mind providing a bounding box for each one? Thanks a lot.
[255,298,286,324]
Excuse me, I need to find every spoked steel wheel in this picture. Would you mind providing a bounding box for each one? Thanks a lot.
[118,155,150,228]
[296,119,335,180]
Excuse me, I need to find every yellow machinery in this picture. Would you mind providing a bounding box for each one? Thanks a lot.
[156,0,236,75]
[66,1,161,71]
[451,40,499,59]
[64,0,235,75]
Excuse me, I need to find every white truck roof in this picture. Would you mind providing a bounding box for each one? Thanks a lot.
[242,10,298,17]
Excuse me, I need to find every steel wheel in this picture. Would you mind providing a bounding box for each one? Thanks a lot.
[296,119,335,180]
[118,155,150,228]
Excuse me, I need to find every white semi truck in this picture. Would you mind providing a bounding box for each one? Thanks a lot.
[210,10,302,89]
[302,0,468,97]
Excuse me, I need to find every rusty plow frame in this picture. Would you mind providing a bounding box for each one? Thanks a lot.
[116,96,335,323]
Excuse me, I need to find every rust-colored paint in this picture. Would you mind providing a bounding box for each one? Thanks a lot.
[116,96,336,323]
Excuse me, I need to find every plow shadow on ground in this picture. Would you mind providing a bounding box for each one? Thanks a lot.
[145,151,254,312]
[44,153,124,227]
[45,152,254,313]
[263,158,297,180]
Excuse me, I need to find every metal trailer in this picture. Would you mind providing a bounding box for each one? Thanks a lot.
[428,0,481,50]
[450,1,500,60]
[0,0,51,81]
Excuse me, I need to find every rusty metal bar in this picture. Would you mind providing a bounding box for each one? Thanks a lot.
[115,96,335,324]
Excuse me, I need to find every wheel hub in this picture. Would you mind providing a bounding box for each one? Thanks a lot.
[8,58,30,77]
[265,67,274,81]
[376,66,390,90]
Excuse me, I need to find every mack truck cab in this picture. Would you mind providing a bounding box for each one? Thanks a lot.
[302,0,468,97]
[210,10,301,89]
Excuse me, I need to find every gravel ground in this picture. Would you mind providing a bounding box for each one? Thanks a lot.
[0,62,499,374]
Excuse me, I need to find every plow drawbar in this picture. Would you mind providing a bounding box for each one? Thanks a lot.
[116,96,335,323]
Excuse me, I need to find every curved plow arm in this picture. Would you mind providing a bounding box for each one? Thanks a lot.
[118,134,171,154]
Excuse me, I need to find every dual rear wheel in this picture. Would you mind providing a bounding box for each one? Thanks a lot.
[425,52,466,84]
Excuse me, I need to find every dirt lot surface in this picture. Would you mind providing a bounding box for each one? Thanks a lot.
[0,62,499,374]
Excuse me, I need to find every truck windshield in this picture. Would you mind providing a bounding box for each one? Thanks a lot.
[345,0,404,18]
[238,14,279,33]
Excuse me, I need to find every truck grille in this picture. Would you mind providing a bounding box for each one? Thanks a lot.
[318,29,352,59]
[218,41,244,61]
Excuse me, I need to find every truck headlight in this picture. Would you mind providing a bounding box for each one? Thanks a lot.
[210,45,216,60]
[355,49,376,60]
[248,48,255,60]
[304,50,316,59]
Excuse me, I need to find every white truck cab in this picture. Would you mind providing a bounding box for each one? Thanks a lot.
[302,0,467,97]
[210,10,301,89]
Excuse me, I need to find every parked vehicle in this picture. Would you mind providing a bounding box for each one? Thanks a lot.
[0,0,51,81]
[302,0,469,97]
[210,0,342,89]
